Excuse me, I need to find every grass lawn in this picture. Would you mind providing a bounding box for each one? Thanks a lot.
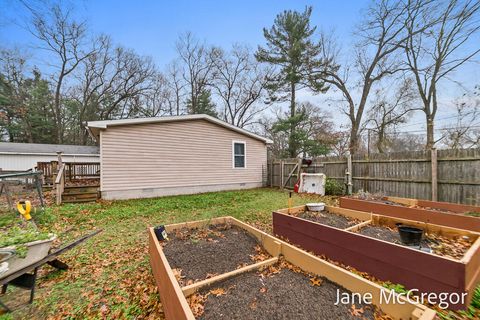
[1,188,333,320]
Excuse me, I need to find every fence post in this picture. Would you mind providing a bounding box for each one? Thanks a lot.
[57,151,63,167]
[280,160,284,189]
[55,152,64,206]
[269,160,273,187]
[346,154,353,195]
[431,148,438,201]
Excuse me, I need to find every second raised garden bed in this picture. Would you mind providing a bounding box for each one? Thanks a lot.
[385,196,480,215]
[149,217,435,319]
[339,196,480,232]
[273,205,480,310]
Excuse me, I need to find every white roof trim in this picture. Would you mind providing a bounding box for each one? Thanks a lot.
[87,114,273,144]
[0,152,99,157]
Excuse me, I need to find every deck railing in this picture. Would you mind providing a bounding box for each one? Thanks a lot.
[37,161,100,185]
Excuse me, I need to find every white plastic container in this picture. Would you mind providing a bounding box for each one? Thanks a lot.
[306,202,325,212]
[298,173,326,195]
[0,235,56,279]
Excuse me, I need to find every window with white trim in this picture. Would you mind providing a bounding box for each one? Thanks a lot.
[233,141,246,168]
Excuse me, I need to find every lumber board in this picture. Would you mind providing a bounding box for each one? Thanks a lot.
[148,229,195,320]
[340,197,480,232]
[181,257,278,297]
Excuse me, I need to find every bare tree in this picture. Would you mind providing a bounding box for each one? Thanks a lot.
[404,0,480,149]
[165,61,187,116]
[319,0,430,154]
[258,112,290,158]
[176,32,218,114]
[387,132,426,152]
[330,131,351,157]
[211,45,271,128]
[72,37,157,142]
[138,72,172,117]
[30,4,96,143]
[442,93,480,148]
[260,102,339,157]
[366,78,419,153]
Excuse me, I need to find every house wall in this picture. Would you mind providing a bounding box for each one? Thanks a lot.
[0,153,100,171]
[100,119,267,200]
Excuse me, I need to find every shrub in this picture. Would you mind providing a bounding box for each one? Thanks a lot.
[325,178,344,196]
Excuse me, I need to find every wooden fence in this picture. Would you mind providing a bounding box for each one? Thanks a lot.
[37,161,100,185]
[267,148,480,205]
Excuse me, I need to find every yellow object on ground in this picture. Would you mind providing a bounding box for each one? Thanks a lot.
[17,200,32,220]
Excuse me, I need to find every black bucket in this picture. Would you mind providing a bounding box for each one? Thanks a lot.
[154,225,168,241]
[397,225,423,246]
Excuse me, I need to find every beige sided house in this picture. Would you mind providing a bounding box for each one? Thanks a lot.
[86,114,272,200]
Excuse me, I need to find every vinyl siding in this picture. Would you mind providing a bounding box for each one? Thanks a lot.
[100,119,267,197]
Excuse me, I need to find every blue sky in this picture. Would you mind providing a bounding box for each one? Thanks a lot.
[1,0,368,63]
[1,0,479,134]
[80,0,367,63]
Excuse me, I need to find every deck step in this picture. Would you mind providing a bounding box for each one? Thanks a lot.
[63,191,98,198]
[63,186,99,194]
[62,186,99,203]
[63,198,98,203]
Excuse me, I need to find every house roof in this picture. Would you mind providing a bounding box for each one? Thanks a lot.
[0,142,99,155]
[86,114,273,144]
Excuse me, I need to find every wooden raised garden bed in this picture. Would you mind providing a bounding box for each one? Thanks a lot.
[149,216,435,320]
[384,196,480,215]
[273,205,480,310]
[339,196,480,232]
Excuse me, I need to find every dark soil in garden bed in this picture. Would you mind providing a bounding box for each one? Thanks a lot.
[193,261,377,320]
[355,225,473,259]
[297,210,361,229]
[162,224,270,284]
[356,225,404,245]
[350,196,466,214]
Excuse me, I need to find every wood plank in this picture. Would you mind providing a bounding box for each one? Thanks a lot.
[148,228,195,320]
[181,257,278,297]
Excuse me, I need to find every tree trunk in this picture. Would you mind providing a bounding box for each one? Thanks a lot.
[288,82,297,158]
[349,124,360,155]
[376,126,385,153]
[426,115,435,149]
[54,71,65,144]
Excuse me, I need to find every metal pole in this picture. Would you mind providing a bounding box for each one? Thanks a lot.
[346,153,353,195]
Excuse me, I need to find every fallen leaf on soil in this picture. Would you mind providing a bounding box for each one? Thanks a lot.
[172,268,184,281]
[310,277,323,286]
[260,264,281,277]
[209,288,226,297]
[350,304,364,317]
[249,298,257,310]
[188,293,206,317]
[249,245,271,262]
[279,259,302,273]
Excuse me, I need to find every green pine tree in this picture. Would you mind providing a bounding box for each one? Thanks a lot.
[256,6,330,157]
[186,89,218,118]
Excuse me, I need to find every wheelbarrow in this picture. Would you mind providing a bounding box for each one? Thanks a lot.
[0,229,102,312]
